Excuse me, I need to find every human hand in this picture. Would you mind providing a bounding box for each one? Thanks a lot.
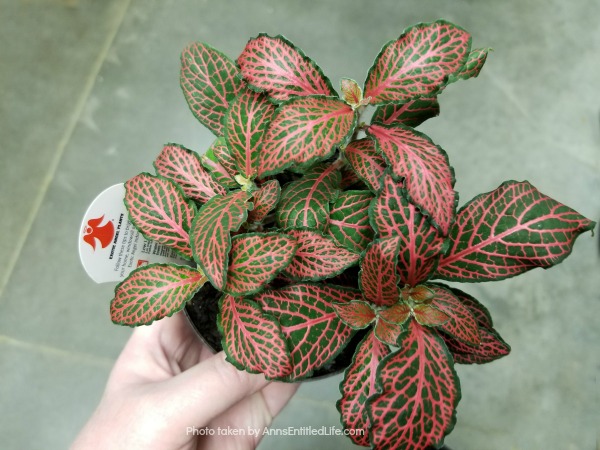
[71,313,299,450]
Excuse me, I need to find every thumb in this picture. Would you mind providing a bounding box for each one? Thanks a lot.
[158,351,270,427]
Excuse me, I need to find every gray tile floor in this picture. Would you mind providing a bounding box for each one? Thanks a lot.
[1,0,599,449]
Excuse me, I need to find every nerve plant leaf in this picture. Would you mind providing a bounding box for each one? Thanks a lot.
[154,143,226,202]
[256,283,361,380]
[337,331,390,446]
[332,300,376,329]
[364,20,471,104]
[447,286,494,330]
[368,124,457,235]
[344,138,387,193]
[219,295,292,378]
[237,34,336,102]
[224,89,276,179]
[111,264,206,326]
[371,175,446,285]
[367,321,460,450]
[435,180,596,282]
[283,229,360,281]
[190,190,251,290]
[276,164,340,231]
[371,96,440,128]
[204,137,239,188]
[181,42,245,136]
[328,190,374,253]
[359,237,401,307]
[449,47,491,83]
[443,327,510,365]
[258,96,357,177]
[247,179,280,223]
[225,233,297,296]
[340,78,369,109]
[125,173,195,259]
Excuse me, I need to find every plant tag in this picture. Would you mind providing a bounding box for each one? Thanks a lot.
[79,184,191,283]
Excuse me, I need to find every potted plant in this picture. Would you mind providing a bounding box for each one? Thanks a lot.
[107,20,595,449]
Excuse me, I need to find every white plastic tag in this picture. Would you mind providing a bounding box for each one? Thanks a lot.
[78,184,191,283]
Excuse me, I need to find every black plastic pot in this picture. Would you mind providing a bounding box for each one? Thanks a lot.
[184,282,367,380]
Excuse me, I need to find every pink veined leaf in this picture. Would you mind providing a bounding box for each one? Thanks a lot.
[337,331,390,446]
[447,286,494,330]
[435,180,596,282]
[371,96,440,128]
[359,237,401,307]
[332,300,376,329]
[237,34,336,102]
[340,166,362,189]
[125,173,196,259]
[283,229,360,281]
[190,190,251,290]
[180,42,245,136]
[111,264,207,326]
[426,283,481,346]
[224,232,298,296]
[367,321,460,450]
[364,20,471,104]
[371,175,446,285]
[344,138,387,193]
[374,317,406,346]
[412,304,450,327]
[340,78,368,109]
[443,327,510,365]
[255,283,361,380]
[204,137,239,188]
[328,190,374,253]
[154,143,226,203]
[368,124,457,235]
[276,164,340,231]
[247,179,280,223]
[218,295,292,378]
[224,89,276,179]
[379,303,411,325]
[258,96,357,177]
[449,47,491,83]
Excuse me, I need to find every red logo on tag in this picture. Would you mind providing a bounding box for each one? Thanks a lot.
[83,215,115,251]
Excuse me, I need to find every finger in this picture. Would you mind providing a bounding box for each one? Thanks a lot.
[159,352,270,427]
[259,380,300,417]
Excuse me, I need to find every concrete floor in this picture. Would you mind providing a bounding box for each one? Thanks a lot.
[1,0,599,449]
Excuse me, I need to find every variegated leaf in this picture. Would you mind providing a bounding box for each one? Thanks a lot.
[337,331,390,446]
[359,237,401,307]
[181,42,245,136]
[435,180,596,282]
[283,229,360,281]
[443,327,510,365]
[449,47,491,82]
[412,304,450,327]
[447,286,494,329]
[344,138,387,193]
[371,96,440,128]
[154,143,226,202]
[190,190,251,290]
[340,78,368,109]
[247,179,281,223]
[255,283,360,380]
[208,137,239,185]
[258,96,357,177]
[371,175,446,285]
[340,166,362,189]
[276,164,340,231]
[378,303,411,325]
[218,295,292,378]
[125,173,195,259]
[225,233,298,296]
[367,321,460,450]
[224,89,276,179]
[364,20,471,104]
[374,318,404,346]
[332,300,376,329]
[328,190,374,253]
[111,264,206,326]
[427,283,480,346]
[237,34,336,102]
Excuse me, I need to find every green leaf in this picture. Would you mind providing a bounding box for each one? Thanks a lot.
[276,164,340,231]
[190,190,251,290]
[449,47,491,83]
[110,264,206,326]
[201,138,238,189]
[124,173,196,259]
[258,96,357,177]
[328,190,375,253]
[224,233,298,296]
[180,42,245,136]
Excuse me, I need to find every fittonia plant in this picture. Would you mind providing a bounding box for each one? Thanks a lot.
[109,20,595,449]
